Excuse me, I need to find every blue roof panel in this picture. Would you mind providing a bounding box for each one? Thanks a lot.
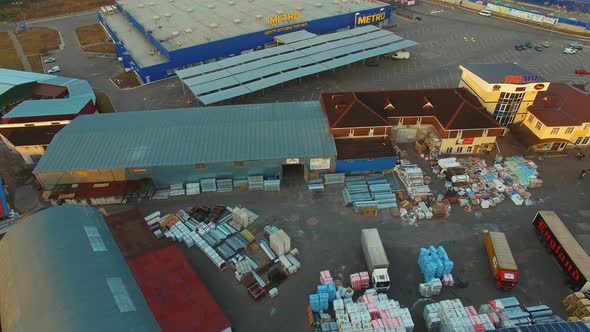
[34,101,337,173]
[3,97,91,118]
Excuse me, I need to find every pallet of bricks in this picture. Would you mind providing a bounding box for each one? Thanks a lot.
[564,292,590,322]
[309,270,414,332]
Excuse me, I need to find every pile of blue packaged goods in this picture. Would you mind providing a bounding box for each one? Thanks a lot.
[418,246,454,282]
[310,283,337,312]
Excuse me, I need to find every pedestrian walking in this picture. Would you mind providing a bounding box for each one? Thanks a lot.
[580,170,587,179]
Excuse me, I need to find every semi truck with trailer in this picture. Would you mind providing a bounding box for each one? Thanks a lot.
[361,228,391,292]
[484,231,518,289]
[533,211,590,292]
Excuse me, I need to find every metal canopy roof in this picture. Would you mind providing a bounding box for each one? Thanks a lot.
[177,25,417,105]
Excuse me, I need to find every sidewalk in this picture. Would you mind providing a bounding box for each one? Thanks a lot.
[7,31,31,71]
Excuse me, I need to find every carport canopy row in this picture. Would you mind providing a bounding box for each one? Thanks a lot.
[176,25,417,105]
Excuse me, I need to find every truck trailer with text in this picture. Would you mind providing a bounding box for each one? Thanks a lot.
[533,211,590,292]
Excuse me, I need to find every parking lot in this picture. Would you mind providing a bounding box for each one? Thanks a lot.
[3,2,587,111]
[100,150,590,332]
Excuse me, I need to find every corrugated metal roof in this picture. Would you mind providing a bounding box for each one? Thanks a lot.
[274,30,317,44]
[34,101,337,173]
[3,97,91,118]
[176,25,417,105]
[0,68,96,119]
[0,205,160,332]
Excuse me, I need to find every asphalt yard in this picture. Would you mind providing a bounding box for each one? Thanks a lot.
[102,151,590,332]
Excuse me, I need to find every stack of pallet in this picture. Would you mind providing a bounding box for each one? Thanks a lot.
[424,299,496,331]
[395,165,432,200]
[564,292,590,321]
[350,272,370,291]
[320,270,334,285]
[338,291,414,332]
[268,228,291,256]
[418,246,454,282]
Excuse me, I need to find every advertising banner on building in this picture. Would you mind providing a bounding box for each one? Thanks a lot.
[486,3,557,25]
[310,158,331,170]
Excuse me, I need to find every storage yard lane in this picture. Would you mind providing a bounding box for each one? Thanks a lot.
[102,155,590,332]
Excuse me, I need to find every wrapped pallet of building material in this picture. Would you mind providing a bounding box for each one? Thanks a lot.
[232,208,249,228]
[277,229,291,252]
[270,232,286,256]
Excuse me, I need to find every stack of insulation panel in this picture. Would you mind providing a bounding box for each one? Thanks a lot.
[216,179,233,192]
[337,291,414,332]
[200,178,217,192]
[264,179,280,191]
[185,183,200,195]
[342,174,398,211]
[418,246,454,282]
[424,299,496,332]
[320,270,333,285]
[248,176,264,191]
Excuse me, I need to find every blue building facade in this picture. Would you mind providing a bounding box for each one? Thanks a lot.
[99,3,393,83]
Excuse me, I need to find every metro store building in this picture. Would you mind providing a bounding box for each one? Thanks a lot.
[99,0,393,83]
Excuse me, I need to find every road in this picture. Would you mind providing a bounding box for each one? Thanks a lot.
[2,2,588,111]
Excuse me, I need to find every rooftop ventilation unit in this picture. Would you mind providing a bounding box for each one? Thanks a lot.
[315,3,323,7]
[423,98,434,110]
[276,10,284,14]
[148,2,155,6]
[341,0,349,3]
[346,7,352,12]
[184,28,193,33]
[208,4,215,8]
[204,35,211,40]
[233,18,241,23]
[138,4,145,8]
[229,1,235,4]
[209,23,218,28]
[333,0,340,4]
[177,41,182,46]
[384,98,395,111]
[171,31,180,37]
[152,15,160,20]
[164,13,172,18]
[169,0,174,2]
[255,14,264,19]
[296,6,303,11]
[187,8,194,12]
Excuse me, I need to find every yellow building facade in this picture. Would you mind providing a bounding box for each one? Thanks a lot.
[458,64,550,126]
[517,82,590,152]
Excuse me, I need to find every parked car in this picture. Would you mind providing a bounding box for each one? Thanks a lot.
[534,44,543,52]
[391,50,410,60]
[524,42,533,48]
[520,43,528,50]
[563,47,577,54]
[47,66,60,74]
[43,57,56,64]
[569,42,584,50]
[514,44,523,51]
[414,16,422,20]
[575,68,590,75]
[541,41,550,48]
[479,9,492,16]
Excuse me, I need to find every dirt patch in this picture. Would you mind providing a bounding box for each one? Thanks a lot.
[84,43,115,54]
[0,32,23,70]
[111,71,141,89]
[94,90,116,113]
[76,24,109,46]
[16,27,61,56]
[27,55,43,73]
[0,0,114,24]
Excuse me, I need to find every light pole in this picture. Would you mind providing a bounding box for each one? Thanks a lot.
[11,2,26,25]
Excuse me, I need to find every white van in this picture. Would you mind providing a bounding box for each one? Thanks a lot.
[391,51,410,60]
[479,9,492,16]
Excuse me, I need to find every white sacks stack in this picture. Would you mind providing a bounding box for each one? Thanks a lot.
[269,229,291,256]
[232,207,249,228]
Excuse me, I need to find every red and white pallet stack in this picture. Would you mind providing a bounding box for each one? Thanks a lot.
[320,270,334,285]
[350,271,371,291]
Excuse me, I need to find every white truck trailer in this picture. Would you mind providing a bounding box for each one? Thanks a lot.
[361,228,391,292]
